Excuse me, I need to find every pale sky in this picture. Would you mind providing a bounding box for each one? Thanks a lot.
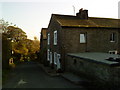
[0,0,119,40]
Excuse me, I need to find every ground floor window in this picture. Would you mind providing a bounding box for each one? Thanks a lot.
[50,52,52,64]
[47,49,50,61]
[54,52,57,65]
[57,54,61,70]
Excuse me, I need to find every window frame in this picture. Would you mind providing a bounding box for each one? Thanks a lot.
[80,33,86,43]
[54,30,57,45]
[110,33,116,42]
[48,33,50,45]
[54,52,57,65]
[47,49,50,61]
[56,54,61,69]
[50,52,52,64]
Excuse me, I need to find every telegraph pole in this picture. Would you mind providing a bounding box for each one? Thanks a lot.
[73,5,75,16]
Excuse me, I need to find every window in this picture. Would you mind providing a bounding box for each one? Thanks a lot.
[47,49,50,61]
[50,52,52,64]
[57,54,61,69]
[110,33,116,42]
[54,31,57,45]
[48,33,50,45]
[54,52,57,65]
[80,33,86,43]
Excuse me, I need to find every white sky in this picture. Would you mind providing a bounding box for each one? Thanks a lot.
[0,0,119,40]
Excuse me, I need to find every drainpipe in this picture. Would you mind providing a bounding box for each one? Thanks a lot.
[85,32,88,52]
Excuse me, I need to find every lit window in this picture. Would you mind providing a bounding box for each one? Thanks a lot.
[48,33,50,45]
[54,31,57,45]
[80,33,86,43]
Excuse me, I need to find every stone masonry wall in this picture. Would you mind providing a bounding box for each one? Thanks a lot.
[62,27,119,53]
[66,55,120,87]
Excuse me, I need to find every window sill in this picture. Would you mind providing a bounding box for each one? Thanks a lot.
[54,44,57,45]
[80,43,86,44]
[110,41,115,42]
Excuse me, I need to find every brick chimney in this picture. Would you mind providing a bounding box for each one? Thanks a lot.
[76,8,88,19]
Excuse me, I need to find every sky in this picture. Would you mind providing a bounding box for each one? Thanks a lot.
[0,0,119,40]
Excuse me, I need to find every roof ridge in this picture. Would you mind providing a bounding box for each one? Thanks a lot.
[51,14,119,28]
[52,14,76,17]
[52,14,119,20]
[89,17,119,20]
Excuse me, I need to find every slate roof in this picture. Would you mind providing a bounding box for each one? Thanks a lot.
[41,28,47,39]
[52,14,120,28]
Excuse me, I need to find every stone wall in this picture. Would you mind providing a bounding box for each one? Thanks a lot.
[47,15,65,70]
[39,39,47,65]
[62,27,119,53]
[47,15,120,72]
[66,54,120,87]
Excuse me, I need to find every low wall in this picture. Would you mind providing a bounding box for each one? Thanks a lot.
[66,53,120,87]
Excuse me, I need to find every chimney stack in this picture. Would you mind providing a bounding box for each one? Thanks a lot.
[76,8,88,19]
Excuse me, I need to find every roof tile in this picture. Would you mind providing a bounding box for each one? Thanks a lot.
[53,14,120,28]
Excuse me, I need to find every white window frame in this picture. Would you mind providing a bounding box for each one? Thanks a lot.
[110,33,115,42]
[57,54,61,69]
[48,33,50,45]
[80,33,86,43]
[47,49,50,61]
[54,52,57,65]
[50,52,52,64]
[54,30,57,45]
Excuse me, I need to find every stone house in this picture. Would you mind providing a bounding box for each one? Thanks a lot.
[39,28,48,66]
[47,8,120,72]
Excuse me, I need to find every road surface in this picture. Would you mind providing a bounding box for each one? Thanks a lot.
[2,61,87,89]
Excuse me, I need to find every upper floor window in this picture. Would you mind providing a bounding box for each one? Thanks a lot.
[110,33,116,42]
[80,33,86,43]
[54,30,57,45]
[48,33,50,45]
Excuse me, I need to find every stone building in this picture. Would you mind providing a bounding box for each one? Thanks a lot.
[39,28,48,66]
[47,8,120,71]
[43,8,120,87]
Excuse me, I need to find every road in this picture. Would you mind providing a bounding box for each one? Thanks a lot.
[2,61,87,89]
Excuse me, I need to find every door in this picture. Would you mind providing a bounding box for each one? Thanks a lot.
[50,52,52,64]
[57,54,61,70]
